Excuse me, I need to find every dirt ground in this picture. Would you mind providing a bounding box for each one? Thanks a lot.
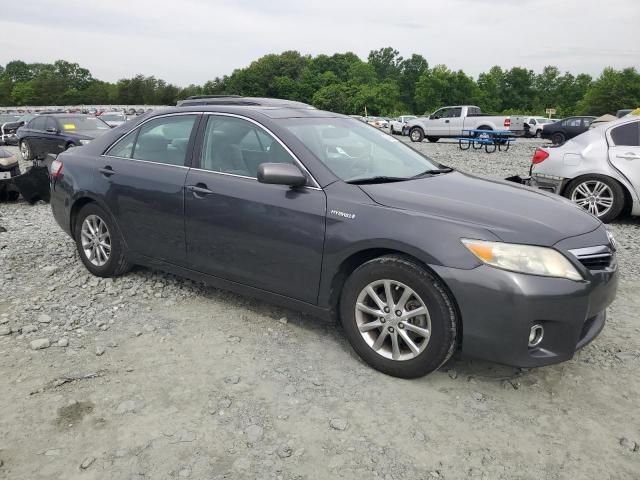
[0,138,639,479]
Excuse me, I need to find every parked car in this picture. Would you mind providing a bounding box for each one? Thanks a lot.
[47,100,618,378]
[617,109,633,118]
[126,108,137,116]
[541,116,596,145]
[0,114,21,145]
[366,117,389,129]
[509,115,639,222]
[17,113,111,160]
[407,106,525,143]
[523,117,554,137]
[99,111,127,128]
[389,115,417,135]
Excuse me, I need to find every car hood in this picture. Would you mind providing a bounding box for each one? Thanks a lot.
[359,171,602,246]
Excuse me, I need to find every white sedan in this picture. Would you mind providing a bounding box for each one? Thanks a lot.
[525,115,640,222]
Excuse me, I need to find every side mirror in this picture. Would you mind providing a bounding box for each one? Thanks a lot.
[46,127,59,134]
[257,163,307,187]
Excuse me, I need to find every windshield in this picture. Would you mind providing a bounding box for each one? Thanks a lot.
[57,116,111,131]
[537,118,552,124]
[0,114,20,123]
[279,117,443,182]
[404,116,417,121]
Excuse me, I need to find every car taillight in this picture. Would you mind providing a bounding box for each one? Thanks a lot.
[50,159,63,178]
[504,118,511,128]
[531,148,549,164]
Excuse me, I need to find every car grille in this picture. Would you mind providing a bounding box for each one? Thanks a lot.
[568,245,614,271]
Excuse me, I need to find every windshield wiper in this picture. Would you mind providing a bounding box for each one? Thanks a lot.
[345,176,409,185]
[411,167,453,179]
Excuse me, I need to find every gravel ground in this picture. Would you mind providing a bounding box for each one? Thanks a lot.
[1,138,639,479]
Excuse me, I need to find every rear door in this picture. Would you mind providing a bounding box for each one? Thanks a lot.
[97,113,199,264]
[608,120,640,195]
[43,117,64,154]
[184,113,326,304]
[25,116,47,157]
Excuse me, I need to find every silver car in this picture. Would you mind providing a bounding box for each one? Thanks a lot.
[526,115,640,223]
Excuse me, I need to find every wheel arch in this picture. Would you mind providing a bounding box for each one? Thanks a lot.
[327,247,462,336]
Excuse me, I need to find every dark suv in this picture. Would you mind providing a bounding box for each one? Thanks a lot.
[17,113,111,160]
[48,99,618,378]
[541,116,597,145]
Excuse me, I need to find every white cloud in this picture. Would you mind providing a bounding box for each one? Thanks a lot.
[1,0,638,85]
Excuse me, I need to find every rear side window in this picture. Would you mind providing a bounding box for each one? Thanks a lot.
[107,130,138,158]
[107,115,197,166]
[563,118,581,127]
[611,122,640,146]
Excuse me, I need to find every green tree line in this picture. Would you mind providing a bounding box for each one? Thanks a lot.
[1,48,638,117]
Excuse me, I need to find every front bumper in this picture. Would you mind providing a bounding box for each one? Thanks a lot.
[0,132,18,145]
[432,260,618,368]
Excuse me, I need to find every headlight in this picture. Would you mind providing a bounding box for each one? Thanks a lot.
[79,139,91,145]
[461,239,583,281]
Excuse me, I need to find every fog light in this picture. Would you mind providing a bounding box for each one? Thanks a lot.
[528,324,544,348]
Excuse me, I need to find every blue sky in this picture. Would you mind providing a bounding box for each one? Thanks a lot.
[1,0,638,86]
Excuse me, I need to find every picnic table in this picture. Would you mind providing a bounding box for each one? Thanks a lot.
[457,129,516,153]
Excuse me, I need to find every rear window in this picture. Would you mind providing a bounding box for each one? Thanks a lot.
[610,122,640,146]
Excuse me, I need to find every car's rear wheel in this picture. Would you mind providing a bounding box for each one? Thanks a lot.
[551,132,565,145]
[74,203,131,277]
[535,130,542,138]
[427,137,440,143]
[19,140,32,161]
[340,255,458,378]
[565,175,625,223]
[409,127,424,143]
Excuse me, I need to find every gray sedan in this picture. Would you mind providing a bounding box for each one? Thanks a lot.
[526,115,640,222]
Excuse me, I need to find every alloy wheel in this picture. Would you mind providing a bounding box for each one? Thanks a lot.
[355,279,431,361]
[20,141,30,160]
[80,214,111,267]
[570,180,614,217]
[410,130,420,142]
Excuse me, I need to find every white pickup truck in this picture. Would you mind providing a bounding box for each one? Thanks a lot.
[406,105,525,143]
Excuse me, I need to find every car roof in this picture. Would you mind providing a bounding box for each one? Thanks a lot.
[152,104,342,120]
[176,95,315,110]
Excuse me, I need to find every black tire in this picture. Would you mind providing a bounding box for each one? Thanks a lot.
[564,175,625,223]
[551,132,565,145]
[427,137,440,143]
[409,127,424,143]
[74,203,131,277]
[20,140,32,161]
[535,130,542,138]
[340,255,458,378]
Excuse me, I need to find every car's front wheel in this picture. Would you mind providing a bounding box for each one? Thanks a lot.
[409,127,424,142]
[565,175,625,223]
[340,255,458,378]
[19,140,32,161]
[74,203,131,277]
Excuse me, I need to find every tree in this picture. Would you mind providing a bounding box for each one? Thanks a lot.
[577,68,640,116]
[367,47,403,81]
[398,54,429,113]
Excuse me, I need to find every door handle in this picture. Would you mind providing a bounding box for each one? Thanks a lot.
[616,153,640,160]
[445,119,450,123]
[186,183,213,196]
[99,166,115,176]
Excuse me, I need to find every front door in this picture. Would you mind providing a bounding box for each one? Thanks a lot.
[446,107,464,136]
[427,108,452,137]
[184,114,326,304]
[608,120,640,194]
[97,113,200,264]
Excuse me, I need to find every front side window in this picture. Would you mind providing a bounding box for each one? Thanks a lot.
[45,117,58,131]
[432,108,448,119]
[611,122,640,146]
[280,117,442,183]
[199,115,294,178]
[563,118,581,127]
[30,117,47,130]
